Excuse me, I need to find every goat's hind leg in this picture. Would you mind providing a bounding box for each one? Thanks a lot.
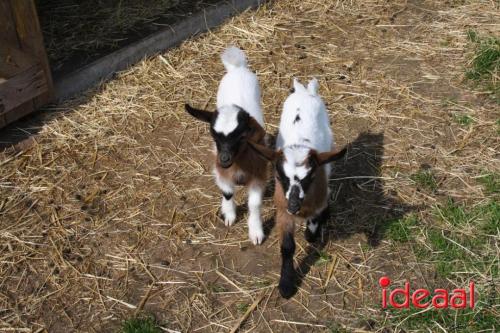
[215,170,236,226]
[305,206,329,243]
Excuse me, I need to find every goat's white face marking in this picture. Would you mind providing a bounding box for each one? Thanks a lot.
[308,220,318,234]
[213,106,239,135]
[282,146,311,200]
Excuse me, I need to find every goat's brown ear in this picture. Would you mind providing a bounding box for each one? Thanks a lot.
[185,104,214,123]
[312,146,347,165]
[248,141,278,161]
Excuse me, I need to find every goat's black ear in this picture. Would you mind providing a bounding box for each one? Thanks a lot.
[247,117,265,142]
[311,146,347,166]
[185,104,214,123]
[236,107,249,121]
[248,141,278,161]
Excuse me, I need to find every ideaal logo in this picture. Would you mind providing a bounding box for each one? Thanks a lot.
[379,276,475,309]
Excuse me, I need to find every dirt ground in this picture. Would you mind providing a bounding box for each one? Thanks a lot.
[0,0,498,332]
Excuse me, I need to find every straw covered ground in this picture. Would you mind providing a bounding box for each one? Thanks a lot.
[1,0,499,332]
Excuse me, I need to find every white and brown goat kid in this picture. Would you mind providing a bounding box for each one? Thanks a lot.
[249,78,347,297]
[185,46,268,245]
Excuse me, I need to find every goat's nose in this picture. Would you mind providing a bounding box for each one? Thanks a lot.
[287,202,300,215]
[220,153,230,163]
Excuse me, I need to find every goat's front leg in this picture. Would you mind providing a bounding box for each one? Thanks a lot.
[247,183,265,245]
[278,210,296,298]
[305,206,329,243]
[215,170,236,226]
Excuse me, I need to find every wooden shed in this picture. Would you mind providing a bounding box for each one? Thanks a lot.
[0,0,54,128]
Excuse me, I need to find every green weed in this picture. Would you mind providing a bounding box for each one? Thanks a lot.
[410,169,438,191]
[386,214,419,242]
[477,172,500,194]
[121,316,161,333]
[236,302,250,314]
[465,30,500,102]
[327,322,349,333]
[452,113,474,126]
[315,251,331,266]
[421,199,499,278]
[435,198,469,226]
[208,284,227,293]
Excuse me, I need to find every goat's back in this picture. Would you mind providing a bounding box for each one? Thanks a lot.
[217,68,263,127]
[277,92,333,153]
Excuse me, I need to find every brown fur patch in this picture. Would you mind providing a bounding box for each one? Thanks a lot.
[276,207,295,240]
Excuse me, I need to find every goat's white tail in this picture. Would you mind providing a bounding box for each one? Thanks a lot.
[221,46,247,72]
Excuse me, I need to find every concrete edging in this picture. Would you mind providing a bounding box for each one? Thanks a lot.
[54,0,263,101]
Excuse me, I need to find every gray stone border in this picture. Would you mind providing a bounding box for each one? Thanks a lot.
[54,0,263,101]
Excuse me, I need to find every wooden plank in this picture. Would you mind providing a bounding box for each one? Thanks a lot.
[0,63,47,114]
[10,0,54,107]
[0,0,34,128]
[0,0,34,129]
[0,41,38,79]
[1,97,37,126]
[0,0,19,46]
[0,114,6,128]
[0,0,49,129]
[0,0,37,128]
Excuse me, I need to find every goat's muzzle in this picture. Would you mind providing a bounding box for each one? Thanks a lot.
[287,186,302,215]
[218,152,233,168]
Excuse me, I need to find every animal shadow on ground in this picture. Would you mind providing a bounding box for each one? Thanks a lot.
[295,131,413,293]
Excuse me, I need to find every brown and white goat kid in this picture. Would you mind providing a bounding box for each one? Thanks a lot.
[185,46,268,245]
[249,78,347,297]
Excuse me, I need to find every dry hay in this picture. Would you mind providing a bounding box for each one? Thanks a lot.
[1,0,499,332]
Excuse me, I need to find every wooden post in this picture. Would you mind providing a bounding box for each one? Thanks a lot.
[10,0,54,106]
[0,0,53,128]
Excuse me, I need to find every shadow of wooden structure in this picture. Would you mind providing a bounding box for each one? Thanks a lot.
[0,0,263,132]
[0,0,54,128]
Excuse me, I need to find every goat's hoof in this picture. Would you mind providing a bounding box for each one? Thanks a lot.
[304,228,319,243]
[305,221,320,243]
[221,212,236,226]
[249,227,264,245]
[279,280,297,299]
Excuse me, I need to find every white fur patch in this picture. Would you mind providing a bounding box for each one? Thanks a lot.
[221,46,247,72]
[214,168,236,226]
[308,221,318,234]
[217,50,264,127]
[221,197,236,226]
[248,185,264,245]
[307,78,319,95]
[282,146,311,200]
[283,146,309,172]
[214,168,234,193]
[213,106,239,135]
[276,78,333,154]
